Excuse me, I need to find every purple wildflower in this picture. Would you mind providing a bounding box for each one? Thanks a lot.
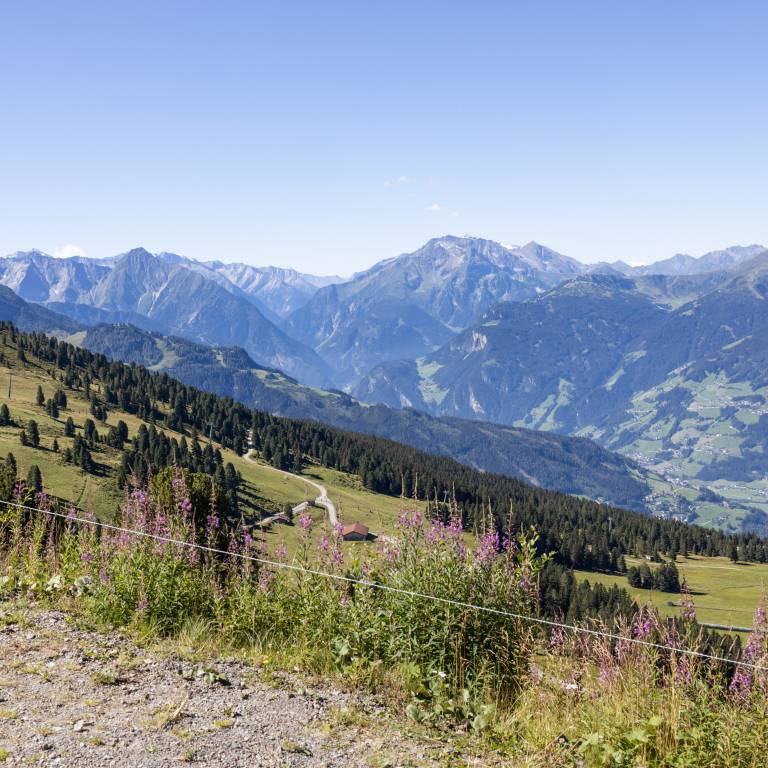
[730,667,753,700]
[550,627,565,653]
[297,512,313,535]
[680,579,696,623]
[475,529,499,566]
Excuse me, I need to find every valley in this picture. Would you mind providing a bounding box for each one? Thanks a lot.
[2,236,768,538]
[2,323,767,629]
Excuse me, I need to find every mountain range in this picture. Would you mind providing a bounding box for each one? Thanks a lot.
[281,237,585,385]
[593,244,767,277]
[2,235,767,532]
[0,248,332,386]
[354,252,768,532]
[0,287,653,510]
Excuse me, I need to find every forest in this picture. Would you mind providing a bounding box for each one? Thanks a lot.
[3,321,768,578]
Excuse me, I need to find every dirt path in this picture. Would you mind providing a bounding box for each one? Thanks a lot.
[0,606,465,767]
[242,441,339,528]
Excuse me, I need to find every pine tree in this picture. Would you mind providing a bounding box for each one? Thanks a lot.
[25,464,42,493]
[35,385,45,406]
[27,420,40,447]
[0,403,10,426]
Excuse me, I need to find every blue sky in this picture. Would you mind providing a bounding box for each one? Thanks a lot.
[1,1,766,274]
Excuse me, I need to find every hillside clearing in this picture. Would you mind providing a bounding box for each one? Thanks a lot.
[577,555,768,630]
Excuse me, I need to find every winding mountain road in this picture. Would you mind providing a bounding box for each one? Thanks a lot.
[242,438,339,527]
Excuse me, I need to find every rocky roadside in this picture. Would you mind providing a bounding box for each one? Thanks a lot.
[0,605,489,767]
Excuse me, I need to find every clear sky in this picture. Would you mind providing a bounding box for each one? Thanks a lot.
[2,1,766,274]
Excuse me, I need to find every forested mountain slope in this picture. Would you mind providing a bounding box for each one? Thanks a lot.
[4,322,766,573]
[69,322,653,510]
[355,256,768,532]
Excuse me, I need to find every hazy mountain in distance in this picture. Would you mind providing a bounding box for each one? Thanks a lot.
[0,250,109,303]
[149,252,338,322]
[281,235,586,386]
[592,245,765,277]
[0,247,332,387]
[207,263,341,318]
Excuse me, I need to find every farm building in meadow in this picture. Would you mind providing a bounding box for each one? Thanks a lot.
[341,522,369,541]
[292,500,314,515]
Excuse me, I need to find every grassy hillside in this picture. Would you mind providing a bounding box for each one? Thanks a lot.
[5,322,768,636]
[5,346,766,629]
[0,340,404,538]
[578,554,768,631]
[582,363,768,532]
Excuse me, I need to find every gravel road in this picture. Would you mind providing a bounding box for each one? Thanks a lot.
[242,447,339,527]
[0,607,454,767]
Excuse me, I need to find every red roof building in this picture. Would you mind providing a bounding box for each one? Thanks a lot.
[341,522,369,541]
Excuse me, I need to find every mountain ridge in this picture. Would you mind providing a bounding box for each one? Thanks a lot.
[0,248,332,386]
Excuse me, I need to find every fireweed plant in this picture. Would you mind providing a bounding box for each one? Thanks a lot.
[0,472,542,704]
[1,472,768,763]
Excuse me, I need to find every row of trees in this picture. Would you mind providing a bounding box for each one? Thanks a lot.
[627,561,681,592]
[118,424,241,517]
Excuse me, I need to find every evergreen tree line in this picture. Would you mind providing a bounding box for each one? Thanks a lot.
[4,322,768,571]
[627,561,681,592]
[118,423,240,517]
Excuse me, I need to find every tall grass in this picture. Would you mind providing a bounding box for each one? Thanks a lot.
[1,474,767,765]
[0,472,542,707]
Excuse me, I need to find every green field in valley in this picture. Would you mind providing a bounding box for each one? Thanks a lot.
[577,554,768,631]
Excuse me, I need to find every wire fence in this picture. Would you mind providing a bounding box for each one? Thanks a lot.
[0,496,765,673]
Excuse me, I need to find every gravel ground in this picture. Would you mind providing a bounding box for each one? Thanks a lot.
[0,606,461,767]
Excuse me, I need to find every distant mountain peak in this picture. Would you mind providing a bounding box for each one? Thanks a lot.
[632,244,766,276]
[6,248,51,260]
[117,246,156,261]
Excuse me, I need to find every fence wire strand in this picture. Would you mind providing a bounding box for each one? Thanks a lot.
[0,497,765,673]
